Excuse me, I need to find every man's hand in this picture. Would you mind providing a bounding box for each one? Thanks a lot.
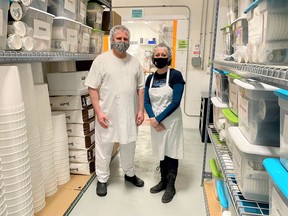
[97,112,109,128]
[136,110,144,126]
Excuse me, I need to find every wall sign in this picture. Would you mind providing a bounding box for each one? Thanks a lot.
[131,8,143,19]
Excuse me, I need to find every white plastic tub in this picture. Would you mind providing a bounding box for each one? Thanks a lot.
[234,78,280,146]
[274,89,288,171]
[263,158,288,216]
[86,2,104,29]
[76,0,88,24]
[211,97,228,133]
[229,127,280,202]
[0,0,9,50]
[47,0,76,20]
[79,24,92,53]
[30,0,48,12]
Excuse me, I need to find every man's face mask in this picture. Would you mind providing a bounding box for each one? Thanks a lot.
[112,42,130,53]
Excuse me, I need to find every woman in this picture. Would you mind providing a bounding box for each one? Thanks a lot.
[144,42,185,203]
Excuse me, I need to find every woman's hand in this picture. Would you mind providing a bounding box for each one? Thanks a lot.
[150,117,159,128]
[155,123,166,132]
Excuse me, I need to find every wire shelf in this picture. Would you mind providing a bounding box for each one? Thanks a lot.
[214,60,288,89]
[207,125,269,216]
[0,51,98,63]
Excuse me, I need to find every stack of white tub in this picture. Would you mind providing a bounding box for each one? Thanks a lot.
[52,112,70,185]
[228,78,281,203]
[15,64,46,212]
[34,84,58,197]
[0,66,34,215]
[0,159,8,216]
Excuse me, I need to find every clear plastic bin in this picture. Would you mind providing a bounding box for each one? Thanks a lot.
[231,18,248,47]
[48,0,76,20]
[90,29,104,54]
[86,2,104,30]
[0,0,9,50]
[227,73,241,116]
[211,97,228,133]
[209,159,223,201]
[21,7,54,51]
[76,0,88,24]
[213,68,229,103]
[229,127,280,202]
[51,17,81,52]
[30,0,48,12]
[79,24,92,53]
[234,78,280,147]
[274,89,288,171]
[222,108,238,151]
[263,158,288,216]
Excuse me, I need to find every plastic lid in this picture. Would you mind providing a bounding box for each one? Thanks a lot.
[275,89,288,100]
[234,78,279,91]
[228,127,280,156]
[227,73,241,79]
[213,68,228,75]
[217,180,229,209]
[222,108,238,125]
[263,158,288,199]
[209,159,223,178]
[211,97,228,108]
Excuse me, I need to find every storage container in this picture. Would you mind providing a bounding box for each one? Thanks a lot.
[0,0,9,50]
[78,23,92,53]
[234,78,280,147]
[86,2,104,30]
[211,97,228,133]
[274,89,288,171]
[70,160,95,175]
[263,158,288,216]
[51,17,81,52]
[47,71,88,96]
[228,127,280,202]
[30,0,48,12]
[231,18,248,47]
[68,130,95,150]
[227,73,241,116]
[209,159,223,200]
[66,118,95,137]
[21,7,54,51]
[49,94,92,110]
[220,25,233,56]
[69,144,95,163]
[90,29,104,54]
[62,106,94,124]
[48,0,76,20]
[76,0,88,24]
[213,68,229,103]
[222,108,238,151]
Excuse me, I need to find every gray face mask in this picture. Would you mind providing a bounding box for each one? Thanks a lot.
[112,42,130,53]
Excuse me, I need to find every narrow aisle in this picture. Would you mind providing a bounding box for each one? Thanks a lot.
[69,125,213,216]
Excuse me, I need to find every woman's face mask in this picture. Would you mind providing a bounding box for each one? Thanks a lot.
[112,42,130,53]
[153,57,169,69]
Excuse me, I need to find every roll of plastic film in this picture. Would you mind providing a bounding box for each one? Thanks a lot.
[22,36,34,51]
[9,2,23,21]
[7,33,22,50]
[257,99,279,121]
[7,21,26,36]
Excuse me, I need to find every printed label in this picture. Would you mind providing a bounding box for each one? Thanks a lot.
[96,12,103,24]
[64,0,76,13]
[0,9,3,36]
[90,122,95,131]
[66,28,78,45]
[33,19,51,41]
[229,83,238,109]
[238,96,249,127]
[88,109,94,118]
[82,33,90,47]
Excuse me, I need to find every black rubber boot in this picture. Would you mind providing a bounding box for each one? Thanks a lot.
[150,161,167,193]
[162,172,176,203]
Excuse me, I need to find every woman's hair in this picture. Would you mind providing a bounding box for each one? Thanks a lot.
[152,42,172,66]
[109,25,130,43]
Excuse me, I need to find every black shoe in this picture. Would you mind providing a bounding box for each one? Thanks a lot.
[150,180,166,193]
[124,175,144,187]
[96,182,107,197]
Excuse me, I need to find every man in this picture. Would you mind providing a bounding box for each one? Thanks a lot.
[85,25,145,197]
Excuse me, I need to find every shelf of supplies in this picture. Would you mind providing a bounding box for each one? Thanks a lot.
[207,125,270,216]
[214,60,288,89]
[0,51,98,63]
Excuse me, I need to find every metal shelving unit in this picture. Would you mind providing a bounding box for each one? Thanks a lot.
[0,51,98,63]
[208,126,269,216]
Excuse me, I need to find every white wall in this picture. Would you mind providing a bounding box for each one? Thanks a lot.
[113,0,220,129]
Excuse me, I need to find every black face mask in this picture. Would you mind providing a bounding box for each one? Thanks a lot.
[153,58,168,69]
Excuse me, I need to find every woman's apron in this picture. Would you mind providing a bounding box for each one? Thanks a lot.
[149,68,184,160]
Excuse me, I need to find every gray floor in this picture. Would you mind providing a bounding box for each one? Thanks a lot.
[68,125,214,216]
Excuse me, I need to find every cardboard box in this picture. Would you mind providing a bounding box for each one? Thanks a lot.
[70,160,95,175]
[68,130,95,150]
[102,11,121,31]
[66,118,95,136]
[50,94,92,111]
[63,105,94,124]
[69,144,95,163]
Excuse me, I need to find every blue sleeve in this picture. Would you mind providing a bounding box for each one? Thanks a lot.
[144,75,155,118]
[155,83,185,123]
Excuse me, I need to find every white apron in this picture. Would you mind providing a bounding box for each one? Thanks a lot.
[149,68,184,160]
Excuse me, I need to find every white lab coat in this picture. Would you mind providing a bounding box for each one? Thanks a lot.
[149,68,184,160]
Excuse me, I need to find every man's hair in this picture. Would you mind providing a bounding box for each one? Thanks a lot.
[109,25,130,43]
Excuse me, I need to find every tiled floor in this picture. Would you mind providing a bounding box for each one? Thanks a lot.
[68,125,214,216]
